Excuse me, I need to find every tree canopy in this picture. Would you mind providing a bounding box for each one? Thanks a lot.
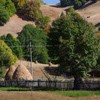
[0,39,17,77]
[60,0,97,9]
[1,34,23,59]
[48,8,100,89]
[0,0,16,25]
[18,24,49,63]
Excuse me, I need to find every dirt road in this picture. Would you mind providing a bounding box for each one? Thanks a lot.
[0,91,100,100]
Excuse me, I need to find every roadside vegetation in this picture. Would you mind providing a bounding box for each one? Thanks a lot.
[48,90,100,97]
[0,87,30,91]
[0,87,100,97]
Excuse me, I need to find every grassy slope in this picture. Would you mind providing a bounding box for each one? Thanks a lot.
[77,1,100,27]
[0,2,100,37]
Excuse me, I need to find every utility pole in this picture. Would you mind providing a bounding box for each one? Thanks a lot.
[30,42,33,78]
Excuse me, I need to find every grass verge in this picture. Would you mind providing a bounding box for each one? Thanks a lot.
[0,87,100,97]
[0,87,30,91]
[48,90,100,97]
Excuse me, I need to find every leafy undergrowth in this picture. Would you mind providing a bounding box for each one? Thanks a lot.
[48,90,100,97]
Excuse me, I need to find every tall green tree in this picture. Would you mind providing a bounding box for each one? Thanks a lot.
[49,8,100,89]
[0,40,17,77]
[18,24,49,63]
[1,34,23,58]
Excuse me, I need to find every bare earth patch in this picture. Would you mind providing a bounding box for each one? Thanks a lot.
[77,1,100,26]
[40,5,68,21]
[0,15,35,37]
[0,91,100,100]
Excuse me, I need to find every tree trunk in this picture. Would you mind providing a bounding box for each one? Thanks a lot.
[73,77,82,90]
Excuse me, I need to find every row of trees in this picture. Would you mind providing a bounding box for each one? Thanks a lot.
[0,24,49,64]
[0,24,49,77]
[60,0,98,9]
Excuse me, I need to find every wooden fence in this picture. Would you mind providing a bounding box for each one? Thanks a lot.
[0,80,100,90]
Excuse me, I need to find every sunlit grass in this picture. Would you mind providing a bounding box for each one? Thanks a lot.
[48,90,100,97]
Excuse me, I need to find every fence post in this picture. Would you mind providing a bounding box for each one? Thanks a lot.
[38,80,40,88]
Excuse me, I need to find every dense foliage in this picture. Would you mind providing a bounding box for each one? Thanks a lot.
[60,0,97,9]
[0,0,16,25]
[0,40,17,76]
[18,24,49,63]
[12,0,27,10]
[19,0,50,30]
[1,34,23,58]
[36,16,50,30]
[49,8,100,89]
[20,0,42,20]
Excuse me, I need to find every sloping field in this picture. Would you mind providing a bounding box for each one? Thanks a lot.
[0,5,67,37]
[40,5,68,21]
[0,91,100,100]
[0,15,35,37]
[0,2,99,37]
[14,60,64,80]
[77,1,100,26]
